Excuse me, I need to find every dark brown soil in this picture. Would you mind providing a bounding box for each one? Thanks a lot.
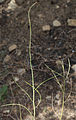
[0,0,76,120]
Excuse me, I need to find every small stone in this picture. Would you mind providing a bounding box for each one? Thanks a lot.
[38,14,44,18]
[16,49,21,56]
[4,55,11,63]
[3,110,10,113]
[13,76,19,82]
[9,44,17,52]
[55,99,61,106]
[17,68,25,75]
[10,76,19,85]
[56,5,60,9]
[42,25,51,31]
[55,94,60,99]
[72,64,76,72]
[46,96,51,100]
[47,106,52,111]
[67,19,76,26]
[65,4,68,7]
[56,60,62,66]
[7,0,18,11]
[56,60,62,69]
[53,20,61,27]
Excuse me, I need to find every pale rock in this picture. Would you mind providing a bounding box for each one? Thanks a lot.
[13,76,19,82]
[67,19,76,26]
[56,59,62,69]
[17,68,25,75]
[4,55,11,63]
[9,44,17,52]
[7,0,18,11]
[42,25,51,31]
[46,96,51,100]
[53,20,61,27]
[38,14,44,18]
[47,106,52,111]
[72,64,76,72]
[56,60,62,65]
[57,99,61,106]
[56,5,60,9]
[16,49,21,56]
[3,110,10,113]
[65,4,68,7]
[10,76,19,85]
[55,93,60,99]
[55,99,61,106]
[70,64,76,78]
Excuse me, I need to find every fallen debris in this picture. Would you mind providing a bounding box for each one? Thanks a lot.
[53,20,61,27]
[72,64,76,72]
[7,0,18,11]
[17,68,26,75]
[67,19,76,26]
[4,55,11,63]
[9,44,17,52]
[42,25,51,31]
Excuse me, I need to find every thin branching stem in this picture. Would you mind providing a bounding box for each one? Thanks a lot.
[28,2,37,120]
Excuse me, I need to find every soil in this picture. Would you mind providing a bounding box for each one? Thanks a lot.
[0,0,76,120]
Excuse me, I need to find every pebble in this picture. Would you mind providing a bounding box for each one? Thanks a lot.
[55,99,61,106]
[55,93,60,99]
[4,55,11,63]
[17,68,25,75]
[56,60,62,66]
[53,20,61,27]
[42,25,51,31]
[38,14,44,18]
[67,19,76,26]
[46,96,51,100]
[56,59,62,70]
[70,64,76,77]
[3,110,10,113]
[9,44,17,52]
[7,0,18,11]
[13,76,19,82]
[10,76,19,85]
[56,5,60,9]
[72,64,76,72]
[16,49,21,56]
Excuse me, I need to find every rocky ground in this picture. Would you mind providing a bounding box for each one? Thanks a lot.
[0,0,76,120]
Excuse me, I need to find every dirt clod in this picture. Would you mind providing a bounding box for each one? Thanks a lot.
[53,20,61,27]
[67,19,76,26]
[4,55,11,63]
[8,44,17,52]
[42,25,51,31]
